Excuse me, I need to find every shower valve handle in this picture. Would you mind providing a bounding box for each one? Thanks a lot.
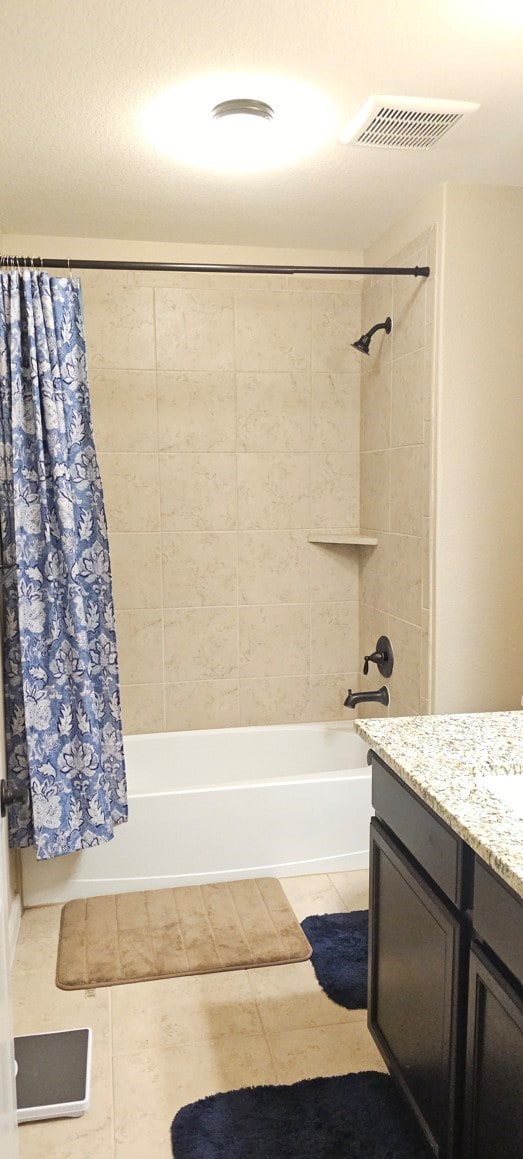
[363,651,383,676]
[362,636,394,679]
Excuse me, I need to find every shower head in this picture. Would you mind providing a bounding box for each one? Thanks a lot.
[352,316,392,355]
[352,333,373,355]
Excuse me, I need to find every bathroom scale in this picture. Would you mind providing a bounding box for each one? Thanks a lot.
[14,1027,92,1123]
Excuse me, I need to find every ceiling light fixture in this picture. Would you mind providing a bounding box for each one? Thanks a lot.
[211,98,274,122]
[139,74,336,174]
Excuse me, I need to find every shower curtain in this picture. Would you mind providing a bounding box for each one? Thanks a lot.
[0,270,127,859]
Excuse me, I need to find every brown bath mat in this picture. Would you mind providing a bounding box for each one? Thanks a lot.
[56,877,311,990]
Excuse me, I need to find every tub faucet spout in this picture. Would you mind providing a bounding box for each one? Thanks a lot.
[344,686,390,709]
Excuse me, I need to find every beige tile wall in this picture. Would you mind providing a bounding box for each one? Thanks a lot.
[358,229,435,718]
[84,271,363,733]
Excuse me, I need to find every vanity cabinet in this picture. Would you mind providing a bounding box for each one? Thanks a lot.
[463,860,523,1159]
[463,942,523,1159]
[369,757,471,1158]
[369,754,523,1159]
[369,819,466,1156]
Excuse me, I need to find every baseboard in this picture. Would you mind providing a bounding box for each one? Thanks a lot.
[8,891,22,967]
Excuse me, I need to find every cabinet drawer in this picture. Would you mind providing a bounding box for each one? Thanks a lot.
[473,858,523,988]
[372,755,471,908]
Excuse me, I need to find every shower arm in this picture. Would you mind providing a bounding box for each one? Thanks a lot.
[365,320,389,339]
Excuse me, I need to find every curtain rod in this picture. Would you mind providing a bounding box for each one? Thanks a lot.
[1,257,430,278]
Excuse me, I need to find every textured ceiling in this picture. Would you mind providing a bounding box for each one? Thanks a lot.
[1,0,523,249]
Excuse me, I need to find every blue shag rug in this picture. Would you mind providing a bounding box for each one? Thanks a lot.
[301,910,368,1009]
[171,1070,431,1158]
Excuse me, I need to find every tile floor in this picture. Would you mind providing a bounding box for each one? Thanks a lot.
[11,869,386,1158]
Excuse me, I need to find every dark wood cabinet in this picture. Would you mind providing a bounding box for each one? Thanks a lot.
[463,942,523,1159]
[473,859,523,988]
[371,754,472,907]
[369,817,467,1157]
[368,754,523,1159]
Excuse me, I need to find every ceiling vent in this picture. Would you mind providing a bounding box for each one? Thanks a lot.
[339,96,480,150]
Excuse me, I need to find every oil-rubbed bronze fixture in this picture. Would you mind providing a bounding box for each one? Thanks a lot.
[344,685,389,709]
[343,635,394,710]
[352,316,392,355]
[363,635,394,678]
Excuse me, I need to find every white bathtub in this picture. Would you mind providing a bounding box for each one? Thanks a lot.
[21,722,371,907]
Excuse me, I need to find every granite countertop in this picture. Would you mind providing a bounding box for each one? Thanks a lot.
[355,711,523,900]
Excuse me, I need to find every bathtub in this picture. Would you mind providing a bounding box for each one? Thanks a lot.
[20,722,371,907]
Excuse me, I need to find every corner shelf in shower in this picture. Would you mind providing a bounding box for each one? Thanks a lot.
[307,532,378,546]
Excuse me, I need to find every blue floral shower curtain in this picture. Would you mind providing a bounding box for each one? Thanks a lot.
[0,270,127,859]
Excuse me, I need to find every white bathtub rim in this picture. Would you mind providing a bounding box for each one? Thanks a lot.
[123,719,358,744]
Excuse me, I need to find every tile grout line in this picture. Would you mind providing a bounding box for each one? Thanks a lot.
[120,674,360,690]
[115,597,362,611]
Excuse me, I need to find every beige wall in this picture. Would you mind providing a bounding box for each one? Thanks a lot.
[433,184,523,713]
[358,222,437,717]
[361,181,523,716]
[79,267,364,731]
[1,231,363,270]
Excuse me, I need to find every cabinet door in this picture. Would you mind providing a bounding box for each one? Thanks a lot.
[464,942,523,1159]
[369,818,467,1158]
